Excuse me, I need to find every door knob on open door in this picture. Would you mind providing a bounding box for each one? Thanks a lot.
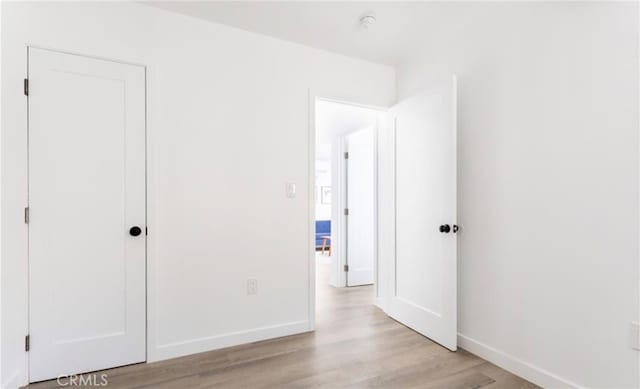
[129,226,142,237]
[439,224,451,233]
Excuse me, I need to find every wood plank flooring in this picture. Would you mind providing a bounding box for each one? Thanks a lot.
[26,260,537,388]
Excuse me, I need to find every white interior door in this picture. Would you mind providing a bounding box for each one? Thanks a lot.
[346,128,375,286]
[28,48,146,382]
[387,76,457,350]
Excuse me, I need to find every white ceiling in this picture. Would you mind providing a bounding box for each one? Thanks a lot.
[315,100,379,163]
[144,1,491,66]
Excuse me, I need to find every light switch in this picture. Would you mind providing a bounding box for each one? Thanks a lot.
[286,182,296,198]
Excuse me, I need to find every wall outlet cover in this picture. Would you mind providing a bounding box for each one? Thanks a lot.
[247,278,258,295]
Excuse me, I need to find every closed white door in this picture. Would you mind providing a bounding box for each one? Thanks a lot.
[346,128,375,286]
[28,48,146,382]
[387,76,457,350]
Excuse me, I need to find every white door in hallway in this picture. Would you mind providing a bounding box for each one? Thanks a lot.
[346,127,375,286]
[387,76,458,350]
[28,48,146,382]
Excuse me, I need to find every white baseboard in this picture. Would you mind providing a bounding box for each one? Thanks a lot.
[2,370,23,389]
[374,297,386,313]
[149,320,310,363]
[458,333,582,389]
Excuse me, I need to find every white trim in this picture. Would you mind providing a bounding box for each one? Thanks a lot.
[315,95,389,113]
[150,321,310,362]
[2,371,22,389]
[145,63,157,364]
[307,90,316,331]
[24,43,146,68]
[458,333,582,389]
[372,122,379,298]
[637,3,640,386]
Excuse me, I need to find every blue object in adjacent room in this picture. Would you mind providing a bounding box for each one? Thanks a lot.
[315,220,331,248]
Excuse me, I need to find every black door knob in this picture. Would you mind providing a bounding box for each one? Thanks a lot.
[129,226,142,237]
[439,224,451,233]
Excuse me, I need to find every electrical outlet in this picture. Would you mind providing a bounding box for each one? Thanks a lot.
[247,278,258,295]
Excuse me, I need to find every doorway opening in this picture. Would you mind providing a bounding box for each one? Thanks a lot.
[310,77,458,351]
[313,98,380,299]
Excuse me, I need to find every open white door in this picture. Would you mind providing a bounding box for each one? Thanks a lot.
[28,48,146,381]
[387,76,457,350]
[345,128,375,286]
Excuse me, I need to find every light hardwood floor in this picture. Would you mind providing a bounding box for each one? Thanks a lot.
[27,260,537,388]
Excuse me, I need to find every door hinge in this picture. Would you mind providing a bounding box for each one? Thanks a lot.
[25,335,30,352]
[24,79,29,96]
[344,152,349,159]
[344,264,349,272]
[344,208,349,216]
[24,207,29,224]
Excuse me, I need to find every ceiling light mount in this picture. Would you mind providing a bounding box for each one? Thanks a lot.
[359,14,377,29]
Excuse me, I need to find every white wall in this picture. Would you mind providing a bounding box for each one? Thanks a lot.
[395,2,639,388]
[0,2,395,387]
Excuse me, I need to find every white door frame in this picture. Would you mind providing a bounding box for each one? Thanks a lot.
[25,46,149,381]
[307,90,387,329]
